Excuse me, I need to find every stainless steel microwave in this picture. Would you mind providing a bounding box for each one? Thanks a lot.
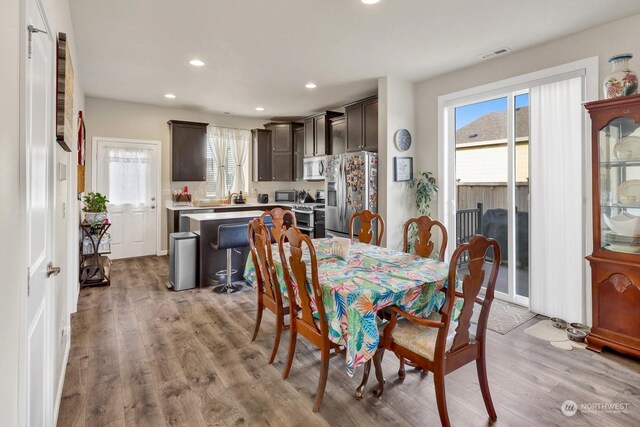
[274,190,297,202]
[303,156,326,181]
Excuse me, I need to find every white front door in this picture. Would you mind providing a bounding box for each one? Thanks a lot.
[94,138,160,259]
[25,0,56,424]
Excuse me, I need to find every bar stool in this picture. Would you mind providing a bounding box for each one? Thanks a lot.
[211,223,250,293]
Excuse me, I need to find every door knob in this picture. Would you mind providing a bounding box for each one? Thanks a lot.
[151,197,156,201]
[151,205,156,209]
[46,262,61,278]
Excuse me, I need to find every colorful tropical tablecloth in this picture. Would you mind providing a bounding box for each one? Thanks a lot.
[244,238,460,377]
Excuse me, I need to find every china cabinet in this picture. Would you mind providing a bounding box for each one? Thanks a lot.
[585,94,640,358]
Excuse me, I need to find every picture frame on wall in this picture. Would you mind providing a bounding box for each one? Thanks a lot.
[56,32,73,152]
[394,156,413,182]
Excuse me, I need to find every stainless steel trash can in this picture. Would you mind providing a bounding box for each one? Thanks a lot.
[169,232,197,291]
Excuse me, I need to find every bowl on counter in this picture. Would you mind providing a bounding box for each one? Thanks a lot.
[550,317,568,329]
[566,327,587,342]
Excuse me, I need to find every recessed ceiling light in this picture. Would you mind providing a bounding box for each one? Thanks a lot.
[361,0,380,4]
[189,59,205,67]
[305,82,317,89]
[255,106,265,111]
[164,93,176,99]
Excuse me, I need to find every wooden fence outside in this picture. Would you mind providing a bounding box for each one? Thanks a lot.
[457,182,529,212]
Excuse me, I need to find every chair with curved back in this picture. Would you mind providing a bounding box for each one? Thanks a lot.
[373,235,501,427]
[261,207,296,243]
[403,215,448,261]
[349,210,385,246]
[399,215,449,375]
[278,226,340,413]
[247,218,290,364]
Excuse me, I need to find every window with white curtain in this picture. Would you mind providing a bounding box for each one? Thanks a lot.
[105,147,152,205]
[205,126,250,196]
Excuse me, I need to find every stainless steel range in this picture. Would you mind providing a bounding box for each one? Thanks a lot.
[292,190,326,238]
[292,203,323,238]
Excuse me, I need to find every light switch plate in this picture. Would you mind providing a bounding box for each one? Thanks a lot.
[58,162,67,181]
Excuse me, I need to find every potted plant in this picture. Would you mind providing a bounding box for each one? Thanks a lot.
[82,192,109,224]
[407,170,438,253]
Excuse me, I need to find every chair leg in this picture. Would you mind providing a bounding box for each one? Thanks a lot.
[433,370,451,427]
[251,299,263,342]
[477,354,497,421]
[282,325,297,380]
[355,360,371,400]
[313,347,330,413]
[372,348,385,398]
[269,310,284,364]
[398,357,406,379]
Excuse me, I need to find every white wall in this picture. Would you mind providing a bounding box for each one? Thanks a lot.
[415,13,640,199]
[42,0,86,416]
[0,0,23,424]
[378,76,419,250]
[0,0,84,424]
[84,97,324,251]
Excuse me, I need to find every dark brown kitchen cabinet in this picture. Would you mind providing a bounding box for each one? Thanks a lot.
[345,96,378,152]
[304,111,342,157]
[294,126,305,181]
[252,129,272,182]
[169,120,209,181]
[262,122,302,181]
[330,116,346,155]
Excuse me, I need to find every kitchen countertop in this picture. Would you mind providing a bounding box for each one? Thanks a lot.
[185,210,266,222]
[166,200,293,211]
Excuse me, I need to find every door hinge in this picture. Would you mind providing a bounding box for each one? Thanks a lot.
[27,267,31,296]
[27,25,47,59]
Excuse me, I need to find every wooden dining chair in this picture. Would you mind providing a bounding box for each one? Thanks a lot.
[372,234,501,427]
[261,207,296,242]
[278,226,341,413]
[403,215,448,261]
[349,210,385,246]
[247,218,290,364]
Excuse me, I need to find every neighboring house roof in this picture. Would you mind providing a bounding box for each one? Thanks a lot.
[456,106,529,145]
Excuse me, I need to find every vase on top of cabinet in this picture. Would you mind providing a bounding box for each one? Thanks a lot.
[585,94,640,359]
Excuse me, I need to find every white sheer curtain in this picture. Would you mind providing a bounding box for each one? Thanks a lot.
[104,147,152,206]
[207,126,230,196]
[231,129,250,193]
[529,76,584,322]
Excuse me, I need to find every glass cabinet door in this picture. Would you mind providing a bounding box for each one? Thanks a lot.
[600,117,640,254]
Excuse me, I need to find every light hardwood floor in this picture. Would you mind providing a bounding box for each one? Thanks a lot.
[57,256,640,427]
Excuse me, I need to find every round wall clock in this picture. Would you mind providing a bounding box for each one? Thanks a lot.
[394,129,412,151]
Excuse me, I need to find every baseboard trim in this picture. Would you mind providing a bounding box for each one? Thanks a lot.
[53,335,70,425]
[157,250,168,256]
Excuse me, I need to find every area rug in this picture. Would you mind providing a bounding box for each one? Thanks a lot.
[524,319,587,351]
[472,299,536,335]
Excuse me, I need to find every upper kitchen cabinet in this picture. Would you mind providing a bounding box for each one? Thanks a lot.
[304,111,343,157]
[345,96,378,152]
[294,126,305,181]
[262,122,302,181]
[252,129,272,182]
[330,116,346,155]
[169,120,209,181]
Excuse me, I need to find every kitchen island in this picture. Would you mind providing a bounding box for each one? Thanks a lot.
[166,200,293,247]
[185,210,265,288]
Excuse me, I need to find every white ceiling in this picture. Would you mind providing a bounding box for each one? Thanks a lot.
[70,0,640,119]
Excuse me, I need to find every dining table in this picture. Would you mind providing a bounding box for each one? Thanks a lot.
[244,238,461,377]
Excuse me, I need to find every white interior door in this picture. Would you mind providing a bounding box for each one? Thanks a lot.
[95,138,159,259]
[25,0,56,424]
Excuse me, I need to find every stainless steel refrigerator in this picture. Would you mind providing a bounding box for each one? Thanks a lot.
[325,151,379,239]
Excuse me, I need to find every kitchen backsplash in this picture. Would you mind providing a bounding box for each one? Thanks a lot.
[165,180,324,201]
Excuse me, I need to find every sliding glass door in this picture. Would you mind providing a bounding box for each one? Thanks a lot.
[452,91,530,305]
